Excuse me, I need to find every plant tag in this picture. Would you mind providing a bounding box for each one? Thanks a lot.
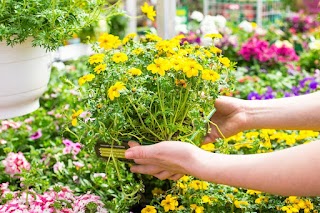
[95,142,131,162]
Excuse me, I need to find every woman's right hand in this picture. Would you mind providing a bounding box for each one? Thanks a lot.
[203,96,248,144]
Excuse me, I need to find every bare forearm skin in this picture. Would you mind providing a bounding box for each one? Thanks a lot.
[189,140,320,196]
[245,92,320,131]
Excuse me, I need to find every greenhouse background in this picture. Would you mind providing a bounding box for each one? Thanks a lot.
[0,0,319,212]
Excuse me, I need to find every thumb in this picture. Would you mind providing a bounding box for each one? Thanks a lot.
[125,143,154,159]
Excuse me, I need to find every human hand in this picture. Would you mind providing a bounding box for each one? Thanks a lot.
[203,96,248,144]
[125,141,206,181]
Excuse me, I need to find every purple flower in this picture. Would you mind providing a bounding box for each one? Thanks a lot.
[309,81,318,90]
[247,92,261,100]
[30,129,42,140]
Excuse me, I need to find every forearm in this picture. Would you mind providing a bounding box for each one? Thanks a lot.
[190,140,320,196]
[245,92,320,131]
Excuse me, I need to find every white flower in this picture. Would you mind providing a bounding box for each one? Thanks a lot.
[212,15,227,29]
[190,11,204,22]
[255,27,267,36]
[309,40,320,50]
[239,20,253,33]
[200,15,219,35]
[274,40,293,48]
[175,24,188,34]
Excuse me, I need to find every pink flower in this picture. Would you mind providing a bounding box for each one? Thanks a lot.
[63,139,82,156]
[2,152,30,177]
[1,120,21,131]
[30,130,42,140]
[0,187,108,213]
[93,173,106,179]
[24,117,34,124]
[0,139,7,145]
[53,162,65,173]
[73,162,84,169]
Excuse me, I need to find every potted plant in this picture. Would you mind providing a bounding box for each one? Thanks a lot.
[73,0,236,154]
[0,0,106,119]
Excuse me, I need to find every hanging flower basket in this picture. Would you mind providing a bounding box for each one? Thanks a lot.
[0,40,52,119]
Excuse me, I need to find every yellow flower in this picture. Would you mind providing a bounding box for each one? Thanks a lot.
[251,22,257,29]
[132,48,143,55]
[88,53,104,64]
[141,2,156,21]
[219,57,231,67]
[201,195,211,204]
[98,33,121,50]
[78,74,95,86]
[128,68,142,76]
[112,52,128,63]
[156,40,177,54]
[210,46,222,54]
[190,204,204,213]
[183,60,203,78]
[281,205,299,213]
[179,175,190,182]
[147,58,170,76]
[151,187,164,196]
[204,33,223,39]
[177,205,185,210]
[189,180,209,190]
[107,82,126,101]
[141,205,157,213]
[201,143,215,152]
[195,206,204,213]
[255,196,268,204]
[145,34,162,42]
[71,109,83,126]
[246,189,262,195]
[201,69,220,82]
[171,57,183,71]
[234,200,249,209]
[177,182,187,190]
[160,195,178,212]
[122,33,137,45]
[94,64,107,74]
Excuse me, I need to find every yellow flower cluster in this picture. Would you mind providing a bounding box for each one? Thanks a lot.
[226,129,319,151]
[281,196,314,213]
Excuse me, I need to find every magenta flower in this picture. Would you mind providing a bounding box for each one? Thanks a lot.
[30,129,42,140]
[2,152,31,177]
[63,139,82,156]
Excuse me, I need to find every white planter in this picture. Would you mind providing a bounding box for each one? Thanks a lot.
[0,40,52,119]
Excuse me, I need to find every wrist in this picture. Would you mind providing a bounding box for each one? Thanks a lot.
[243,99,259,131]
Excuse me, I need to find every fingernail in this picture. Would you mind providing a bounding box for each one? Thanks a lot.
[125,150,133,159]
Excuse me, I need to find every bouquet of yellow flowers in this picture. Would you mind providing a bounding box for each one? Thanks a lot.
[75,30,235,155]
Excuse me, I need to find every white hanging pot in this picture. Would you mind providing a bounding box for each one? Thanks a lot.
[0,39,52,119]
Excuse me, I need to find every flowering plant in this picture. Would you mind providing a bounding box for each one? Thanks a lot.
[0,0,108,51]
[75,30,235,152]
[238,37,299,71]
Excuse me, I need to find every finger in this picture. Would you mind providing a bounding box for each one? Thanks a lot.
[202,135,215,144]
[168,174,184,181]
[130,164,163,175]
[133,158,160,165]
[128,141,140,148]
[125,144,158,159]
[154,171,174,180]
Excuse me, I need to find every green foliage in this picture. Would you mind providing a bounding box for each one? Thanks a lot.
[299,49,320,72]
[0,0,106,51]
